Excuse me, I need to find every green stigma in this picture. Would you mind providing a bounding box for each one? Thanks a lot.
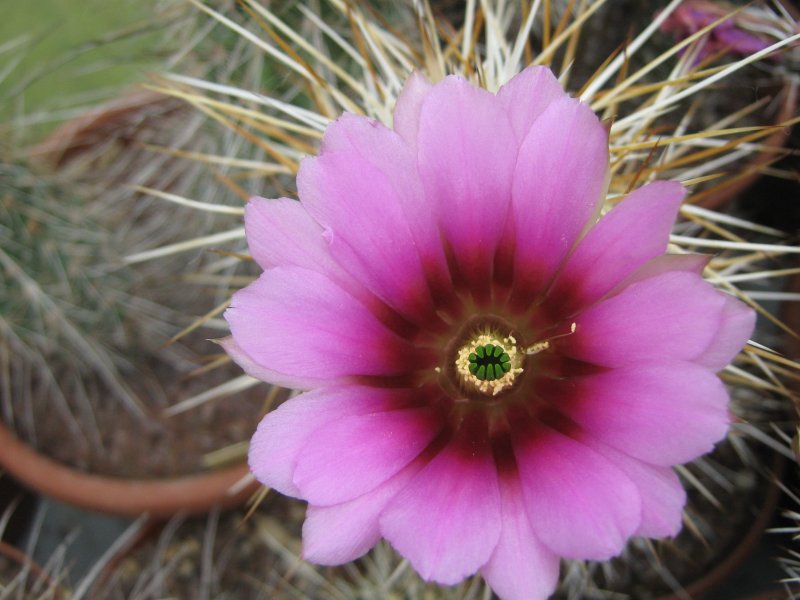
[467,343,512,381]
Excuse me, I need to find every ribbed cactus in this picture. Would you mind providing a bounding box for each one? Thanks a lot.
[0,160,143,447]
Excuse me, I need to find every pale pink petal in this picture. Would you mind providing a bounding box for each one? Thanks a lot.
[626,464,686,539]
[393,71,433,150]
[510,96,609,300]
[294,407,442,505]
[586,440,686,539]
[547,180,685,317]
[514,424,641,560]
[312,115,444,274]
[481,473,560,600]
[248,386,402,497]
[298,114,446,322]
[616,253,709,289]
[497,65,567,143]
[695,293,755,370]
[244,197,401,312]
[416,76,517,293]
[219,336,323,391]
[225,266,422,384]
[245,197,338,274]
[558,361,729,465]
[302,463,419,565]
[561,271,728,368]
[380,418,502,584]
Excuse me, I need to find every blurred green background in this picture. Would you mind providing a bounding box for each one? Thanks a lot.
[0,0,162,129]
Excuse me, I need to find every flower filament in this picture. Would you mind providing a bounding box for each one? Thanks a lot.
[525,322,577,355]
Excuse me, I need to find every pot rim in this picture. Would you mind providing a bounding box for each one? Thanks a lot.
[0,420,258,518]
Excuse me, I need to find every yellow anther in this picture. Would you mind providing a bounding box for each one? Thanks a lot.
[525,323,577,355]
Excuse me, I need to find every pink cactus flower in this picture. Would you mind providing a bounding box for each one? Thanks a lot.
[660,0,775,61]
[223,66,755,599]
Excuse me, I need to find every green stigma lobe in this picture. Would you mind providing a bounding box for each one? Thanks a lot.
[468,343,511,381]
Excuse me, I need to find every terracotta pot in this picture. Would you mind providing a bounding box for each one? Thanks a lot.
[0,420,258,518]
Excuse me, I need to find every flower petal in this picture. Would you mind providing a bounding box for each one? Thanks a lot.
[219,336,324,390]
[417,76,517,295]
[294,406,443,505]
[586,441,686,539]
[558,361,729,465]
[547,180,685,318]
[248,386,402,497]
[615,253,709,289]
[510,96,609,301]
[245,197,339,274]
[695,293,755,370]
[562,271,728,368]
[497,65,567,143]
[393,71,433,150]
[302,464,419,565]
[513,424,641,560]
[380,416,502,584]
[715,26,772,55]
[481,473,560,600]
[244,197,408,318]
[225,266,421,384]
[298,114,447,323]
